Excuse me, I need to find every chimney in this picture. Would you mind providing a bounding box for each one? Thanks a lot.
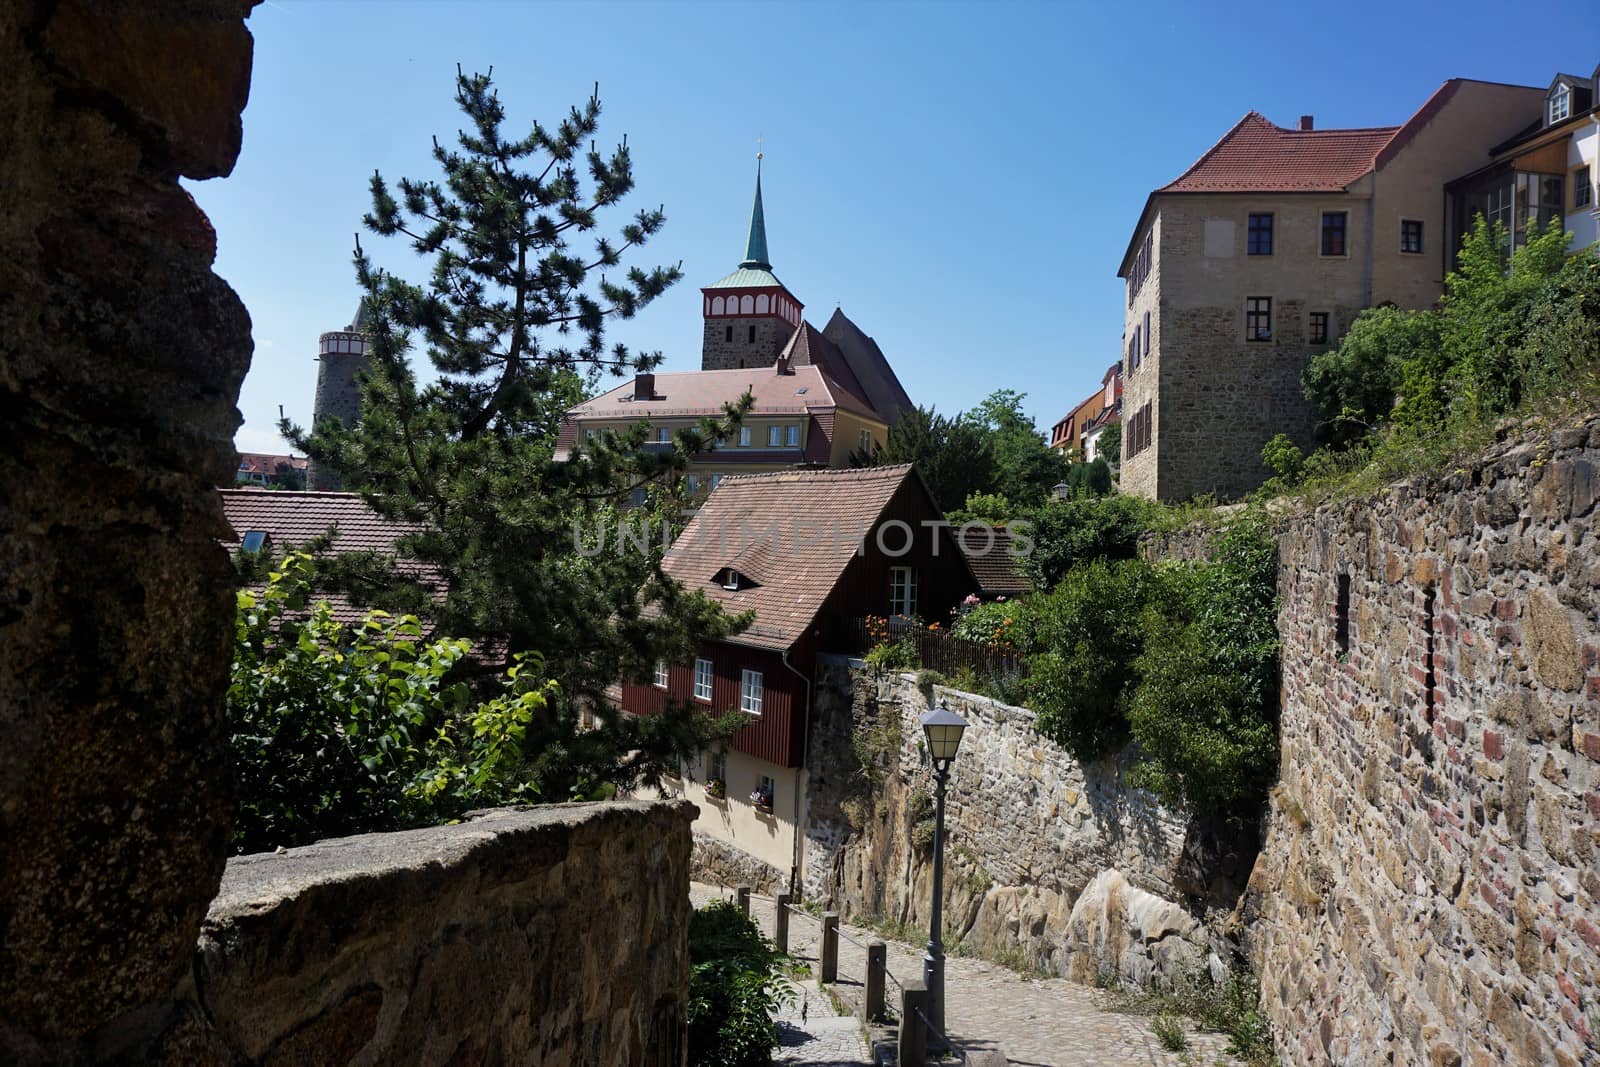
[775,354,792,375]
[633,371,655,400]
[1298,115,1314,131]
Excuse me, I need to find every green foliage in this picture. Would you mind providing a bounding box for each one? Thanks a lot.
[970,389,1071,507]
[1026,559,1173,763]
[1259,434,1303,484]
[864,638,918,672]
[1127,517,1280,815]
[1293,217,1599,503]
[1024,493,1161,590]
[1111,967,1275,1066]
[945,491,1013,525]
[1096,422,1121,466]
[1302,305,1436,446]
[1151,1013,1187,1051]
[949,599,1031,650]
[1059,457,1113,498]
[227,554,553,852]
[282,70,749,797]
[688,901,787,1067]
[854,404,996,511]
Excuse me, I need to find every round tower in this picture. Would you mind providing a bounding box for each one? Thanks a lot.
[306,304,369,491]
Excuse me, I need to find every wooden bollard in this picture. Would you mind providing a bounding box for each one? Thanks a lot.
[820,912,839,983]
[899,977,928,1064]
[735,885,750,915]
[864,938,887,1022]
[774,892,791,954]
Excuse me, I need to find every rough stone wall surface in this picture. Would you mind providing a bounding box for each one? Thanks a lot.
[195,802,694,1067]
[691,827,788,896]
[701,316,791,370]
[803,658,1228,984]
[1250,420,1600,1066]
[0,1,257,1058]
[307,351,368,489]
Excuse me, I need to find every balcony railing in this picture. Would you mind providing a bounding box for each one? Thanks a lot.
[824,616,1026,680]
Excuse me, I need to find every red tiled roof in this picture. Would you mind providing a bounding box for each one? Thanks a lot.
[956,525,1032,598]
[236,452,307,475]
[218,489,431,624]
[1160,111,1398,193]
[659,465,921,651]
[567,364,881,423]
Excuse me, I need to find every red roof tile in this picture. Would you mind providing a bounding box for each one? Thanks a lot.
[567,364,881,423]
[1161,111,1398,193]
[956,525,1033,598]
[659,465,922,651]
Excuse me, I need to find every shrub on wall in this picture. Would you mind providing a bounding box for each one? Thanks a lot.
[688,901,787,1067]
[228,553,551,852]
[1024,493,1162,590]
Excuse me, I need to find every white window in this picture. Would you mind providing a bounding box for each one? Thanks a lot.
[890,566,918,617]
[752,774,775,811]
[686,473,701,494]
[785,424,800,447]
[707,751,725,783]
[653,660,669,689]
[584,429,595,441]
[1577,166,1593,209]
[859,429,872,453]
[1551,86,1571,124]
[657,427,671,443]
[694,657,713,702]
[740,669,763,715]
[767,425,782,447]
[738,426,751,447]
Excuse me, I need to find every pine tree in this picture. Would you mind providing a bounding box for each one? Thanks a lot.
[850,405,995,511]
[284,68,749,799]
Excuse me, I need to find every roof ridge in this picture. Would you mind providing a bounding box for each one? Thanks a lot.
[219,487,367,500]
[1160,111,1263,190]
[714,462,914,484]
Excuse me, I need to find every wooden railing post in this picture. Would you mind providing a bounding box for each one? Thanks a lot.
[774,892,791,954]
[864,938,886,1022]
[899,977,928,1064]
[820,912,839,984]
[735,885,750,916]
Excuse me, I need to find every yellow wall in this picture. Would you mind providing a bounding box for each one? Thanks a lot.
[660,749,801,874]
[828,410,887,466]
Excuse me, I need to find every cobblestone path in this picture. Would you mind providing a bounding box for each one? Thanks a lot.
[692,883,1242,1067]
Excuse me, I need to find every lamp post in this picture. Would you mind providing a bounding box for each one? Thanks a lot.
[919,702,968,1041]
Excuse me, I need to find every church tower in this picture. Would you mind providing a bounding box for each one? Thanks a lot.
[305,303,369,491]
[701,159,803,370]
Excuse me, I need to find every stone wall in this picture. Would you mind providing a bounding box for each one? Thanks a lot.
[0,2,257,1059]
[803,658,1238,985]
[1249,419,1600,1065]
[691,828,788,897]
[700,316,790,370]
[193,802,692,1066]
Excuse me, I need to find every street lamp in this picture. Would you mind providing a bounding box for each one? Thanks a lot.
[919,702,968,1040]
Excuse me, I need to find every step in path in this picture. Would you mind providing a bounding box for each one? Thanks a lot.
[691,882,1244,1067]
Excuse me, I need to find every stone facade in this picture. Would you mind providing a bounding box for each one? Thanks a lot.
[700,314,792,370]
[0,1,257,1058]
[802,658,1235,986]
[1249,418,1600,1065]
[1119,81,1545,503]
[193,803,692,1066]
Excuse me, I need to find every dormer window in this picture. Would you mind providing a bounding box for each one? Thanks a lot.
[240,530,270,554]
[1550,85,1571,124]
[715,567,757,592]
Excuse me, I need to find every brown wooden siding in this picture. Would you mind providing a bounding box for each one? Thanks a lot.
[619,643,806,767]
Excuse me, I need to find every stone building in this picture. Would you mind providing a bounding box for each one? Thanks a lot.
[306,303,369,490]
[559,164,914,498]
[1116,79,1545,501]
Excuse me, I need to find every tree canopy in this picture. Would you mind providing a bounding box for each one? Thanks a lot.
[284,69,748,796]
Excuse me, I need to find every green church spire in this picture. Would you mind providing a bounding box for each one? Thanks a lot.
[739,155,771,270]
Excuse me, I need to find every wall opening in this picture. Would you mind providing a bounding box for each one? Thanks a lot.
[1422,585,1437,723]
[1335,573,1351,655]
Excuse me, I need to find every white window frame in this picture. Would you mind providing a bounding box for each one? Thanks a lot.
[1551,86,1571,124]
[859,429,872,453]
[686,473,700,494]
[754,774,775,811]
[785,424,800,447]
[890,566,918,617]
[738,426,751,447]
[653,660,669,689]
[1576,166,1593,209]
[707,751,725,783]
[693,657,714,702]
[740,669,763,715]
[1399,218,1424,255]
[767,425,782,447]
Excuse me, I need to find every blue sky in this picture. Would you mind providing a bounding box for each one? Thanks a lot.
[191,0,1600,455]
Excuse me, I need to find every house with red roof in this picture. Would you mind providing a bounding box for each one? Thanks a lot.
[1115,79,1545,501]
[559,163,914,502]
[1049,362,1122,463]
[617,464,977,891]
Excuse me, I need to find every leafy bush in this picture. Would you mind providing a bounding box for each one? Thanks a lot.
[1128,517,1280,815]
[949,599,1033,651]
[1026,559,1172,763]
[946,491,1013,525]
[1302,304,1436,447]
[864,638,918,672]
[1024,493,1161,590]
[228,554,552,853]
[688,901,787,1067]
